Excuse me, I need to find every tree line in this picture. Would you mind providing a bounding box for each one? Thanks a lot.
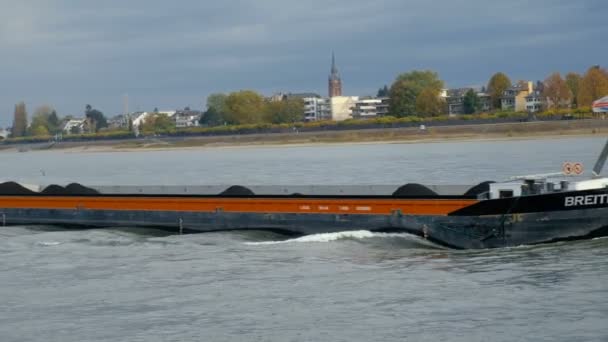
[384,65,608,117]
[9,104,109,138]
[200,91,305,127]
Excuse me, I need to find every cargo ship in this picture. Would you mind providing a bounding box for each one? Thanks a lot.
[1,140,608,249]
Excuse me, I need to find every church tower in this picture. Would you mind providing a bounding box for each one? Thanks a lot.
[328,53,342,97]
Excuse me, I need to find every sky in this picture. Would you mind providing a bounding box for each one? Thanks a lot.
[0,0,606,127]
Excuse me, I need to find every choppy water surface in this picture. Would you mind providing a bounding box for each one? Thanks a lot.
[1,137,607,341]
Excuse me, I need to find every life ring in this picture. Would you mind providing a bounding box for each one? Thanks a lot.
[562,162,573,175]
[573,162,584,175]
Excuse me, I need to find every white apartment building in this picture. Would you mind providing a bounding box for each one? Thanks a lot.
[62,119,85,134]
[330,96,359,121]
[303,96,331,121]
[351,97,389,118]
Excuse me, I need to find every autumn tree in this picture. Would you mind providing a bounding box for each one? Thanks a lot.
[415,87,445,117]
[542,72,571,109]
[29,105,61,136]
[389,70,444,117]
[578,66,608,107]
[265,97,305,124]
[487,72,511,110]
[223,90,266,124]
[565,72,582,107]
[140,113,174,134]
[11,102,28,137]
[463,89,480,114]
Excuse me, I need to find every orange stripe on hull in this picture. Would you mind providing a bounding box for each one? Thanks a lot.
[0,196,477,216]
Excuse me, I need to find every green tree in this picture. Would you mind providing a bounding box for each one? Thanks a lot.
[199,107,224,126]
[48,110,60,133]
[11,102,28,137]
[377,85,389,97]
[31,125,50,136]
[487,72,512,110]
[224,90,266,124]
[543,72,572,109]
[578,66,608,107]
[463,89,480,114]
[206,93,228,113]
[565,72,582,107]
[389,70,444,117]
[265,97,305,124]
[415,87,445,117]
[85,104,108,131]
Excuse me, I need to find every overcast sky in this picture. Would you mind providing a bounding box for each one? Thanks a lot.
[0,0,606,127]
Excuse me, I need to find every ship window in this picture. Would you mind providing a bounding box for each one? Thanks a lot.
[499,190,514,198]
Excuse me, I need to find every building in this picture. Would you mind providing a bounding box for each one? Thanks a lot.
[130,111,151,129]
[273,93,331,121]
[328,53,342,98]
[501,81,534,112]
[301,95,330,121]
[330,96,359,121]
[0,128,8,139]
[108,114,128,130]
[351,97,389,119]
[174,109,202,128]
[525,90,544,113]
[443,88,492,115]
[62,119,85,134]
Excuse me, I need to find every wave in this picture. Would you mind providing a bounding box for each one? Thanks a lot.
[244,230,441,248]
[36,241,62,247]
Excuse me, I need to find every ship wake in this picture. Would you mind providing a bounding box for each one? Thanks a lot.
[244,230,443,248]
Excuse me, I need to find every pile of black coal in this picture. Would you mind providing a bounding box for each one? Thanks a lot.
[219,185,255,196]
[40,183,100,195]
[392,183,439,197]
[0,182,37,195]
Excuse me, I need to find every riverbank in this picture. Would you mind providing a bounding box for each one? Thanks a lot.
[1,119,606,153]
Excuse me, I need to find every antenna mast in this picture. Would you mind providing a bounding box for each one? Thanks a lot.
[592,138,608,177]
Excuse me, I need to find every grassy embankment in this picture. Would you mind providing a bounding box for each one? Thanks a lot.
[112,119,608,150]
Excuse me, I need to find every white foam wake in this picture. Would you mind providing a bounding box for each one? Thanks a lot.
[244,230,419,245]
[36,241,62,247]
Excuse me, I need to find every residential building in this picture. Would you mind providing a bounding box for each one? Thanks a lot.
[501,81,534,112]
[62,119,85,134]
[525,90,544,113]
[301,95,330,121]
[129,111,177,129]
[352,97,389,119]
[328,53,342,97]
[269,92,287,102]
[108,114,128,130]
[330,96,359,121]
[174,109,202,128]
[443,88,492,115]
[0,128,8,139]
[444,88,468,115]
[275,93,331,121]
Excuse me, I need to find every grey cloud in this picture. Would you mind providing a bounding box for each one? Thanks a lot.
[0,0,606,126]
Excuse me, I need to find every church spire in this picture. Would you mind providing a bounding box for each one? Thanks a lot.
[331,52,338,76]
[328,52,342,97]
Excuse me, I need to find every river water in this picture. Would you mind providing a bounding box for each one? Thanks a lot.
[0,137,607,341]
